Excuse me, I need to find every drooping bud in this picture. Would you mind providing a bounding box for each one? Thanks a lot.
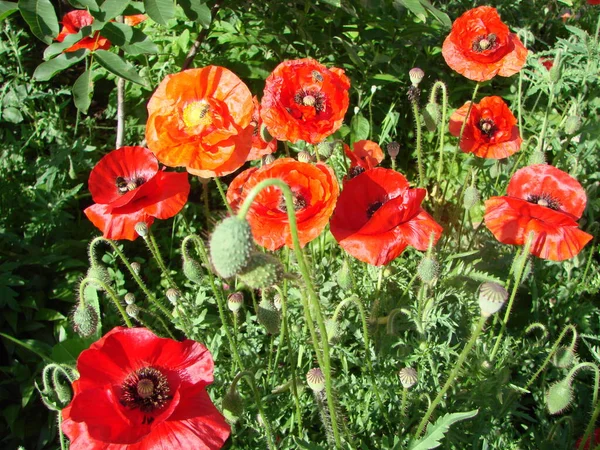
[52,370,72,405]
[259,123,273,143]
[546,378,573,415]
[417,256,439,284]
[548,51,562,83]
[552,346,576,369]
[237,253,284,290]
[227,292,244,313]
[306,368,325,392]
[126,303,140,319]
[387,141,400,159]
[399,367,418,389]
[72,304,99,338]
[564,116,582,135]
[130,262,142,275]
[528,150,546,165]
[124,293,136,305]
[409,67,425,87]
[209,217,254,279]
[134,222,148,237]
[336,259,353,292]
[423,102,441,132]
[263,154,276,165]
[298,151,312,163]
[183,258,204,284]
[222,388,244,423]
[257,298,280,334]
[478,282,508,317]
[166,288,180,305]
[463,185,480,210]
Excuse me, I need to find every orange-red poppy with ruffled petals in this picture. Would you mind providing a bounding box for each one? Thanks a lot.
[247,96,277,161]
[123,14,147,26]
[84,146,190,241]
[260,58,350,144]
[146,66,254,178]
[449,96,522,159]
[227,158,339,250]
[442,6,527,81]
[484,164,592,261]
[56,10,111,53]
[345,140,384,170]
[330,168,443,266]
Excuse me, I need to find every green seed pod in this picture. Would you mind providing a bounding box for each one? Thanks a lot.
[552,346,576,369]
[257,299,280,334]
[209,217,254,279]
[463,185,480,210]
[134,222,148,237]
[130,262,142,275]
[399,367,418,389]
[417,256,439,284]
[183,258,204,284]
[227,292,244,313]
[237,253,284,290]
[222,388,244,423]
[126,303,140,319]
[423,102,441,132]
[336,259,353,292]
[263,154,276,165]
[528,151,546,165]
[298,151,312,163]
[306,368,325,392]
[166,288,180,305]
[564,116,582,135]
[259,123,273,143]
[546,378,573,415]
[124,293,136,305]
[72,304,98,338]
[478,282,508,317]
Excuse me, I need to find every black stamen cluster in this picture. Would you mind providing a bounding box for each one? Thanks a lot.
[120,367,171,413]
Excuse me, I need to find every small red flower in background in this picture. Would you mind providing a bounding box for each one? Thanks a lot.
[484,164,592,261]
[575,428,600,449]
[330,168,443,266]
[260,58,350,144]
[62,327,230,449]
[540,57,554,70]
[589,0,600,5]
[84,146,190,241]
[247,96,277,161]
[146,66,254,178]
[227,158,339,250]
[56,10,111,53]
[449,96,522,159]
[124,14,147,26]
[345,140,384,171]
[442,6,527,82]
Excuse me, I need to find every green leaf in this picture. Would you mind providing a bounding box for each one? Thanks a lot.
[350,113,370,144]
[0,1,18,21]
[33,49,87,81]
[121,29,159,54]
[178,0,211,27]
[68,0,99,10]
[144,0,174,25]
[43,27,89,60]
[92,0,131,22]
[94,49,147,86]
[18,0,59,44]
[51,337,95,363]
[319,0,341,6]
[73,67,94,114]
[372,74,401,83]
[408,410,479,450]
[420,0,451,28]
[0,332,54,362]
[101,21,133,46]
[2,106,23,123]
[398,0,427,22]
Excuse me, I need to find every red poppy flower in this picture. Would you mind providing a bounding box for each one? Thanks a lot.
[330,168,443,266]
[84,146,190,241]
[260,58,350,144]
[575,428,600,449]
[61,327,230,449]
[56,10,111,53]
[247,96,277,161]
[589,0,600,5]
[124,14,147,26]
[484,164,592,261]
[345,140,384,170]
[146,66,254,178]
[449,96,522,159]
[227,158,339,250]
[540,57,554,71]
[442,6,527,81]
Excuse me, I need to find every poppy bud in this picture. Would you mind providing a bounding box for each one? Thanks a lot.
[409,67,425,87]
[417,256,439,284]
[259,123,273,143]
[130,262,142,275]
[124,293,136,305]
[237,253,284,290]
[209,217,254,279]
[257,298,280,334]
[549,52,562,83]
[306,367,325,392]
[316,141,333,159]
[463,185,480,210]
[552,346,576,369]
[423,102,441,132]
[399,367,418,389]
[263,154,276,165]
[324,318,339,344]
[564,116,582,135]
[546,378,573,415]
[227,292,244,313]
[52,372,72,405]
[336,259,353,291]
[72,304,99,338]
[166,288,180,305]
[126,303,140,318]
[134,222,148,237]
[86,263,110,289]
[528,151,546,165]
[478,282,508,317]
[387,141,400,159]
[298,151,312,163]
[222,388,244,423]
[183,257,204,284]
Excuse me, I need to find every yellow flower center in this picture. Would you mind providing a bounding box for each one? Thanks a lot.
[182,101,212,128]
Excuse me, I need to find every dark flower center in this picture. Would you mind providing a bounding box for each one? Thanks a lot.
[279,192,307,212]
[348,166,365,179]
[472,33,498,52]
[527,193,561,211]
[478,119,496,137]
[116,176,145,194]
[120,367,171,414]
[294,89,326,113]
[367,200,384,219]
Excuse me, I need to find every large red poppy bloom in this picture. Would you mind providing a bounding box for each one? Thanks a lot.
[56,10,111,53]
[146,66,254,178]
[330,168,443,266]
[247,96,277,161]
[442,6,527,81]
[484,164,592,261]
[449,96,522,159]
[84,146,190,241]
[62,327,230,449]
[227,158,339,250]
[260,58,350,144]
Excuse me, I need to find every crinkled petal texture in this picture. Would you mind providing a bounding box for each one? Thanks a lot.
[344,140,384,169]
[449,96,521,159]
[484,164,592,261]
[248,96,277,161]
[227,158,339,250]
[260,58,350,144]
[84,147,190,241]
[56,10,111,52]
[442,6,527,81]
[330,168,443,266]
[62,327,230,450]
[124,14,147,26]
[146,66,254,178]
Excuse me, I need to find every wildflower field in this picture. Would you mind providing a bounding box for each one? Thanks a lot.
[1,0,600,449]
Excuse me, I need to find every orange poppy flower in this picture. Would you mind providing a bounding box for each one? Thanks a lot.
[123,14,147,27]
[247,97,277,161]
[227,158,339,250]
[449,96,522,159]
[344,140,384,179]
[484,164,592,261]
[442,6,527,81]
[56,10,111,53]
[260,58,350,144]
[146,66,254,178]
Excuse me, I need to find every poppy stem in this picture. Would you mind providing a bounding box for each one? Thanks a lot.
[136,306,177,340]
[58,410,67,450]
[430,81,448,184]
[237,178,343,447]
[143,228,181,291]
[79,277,133,328]
[214,177,233,214]
[410,99,425,187]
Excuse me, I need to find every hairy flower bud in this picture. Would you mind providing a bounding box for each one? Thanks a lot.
[564,116,582,135]
[463,185,480,210]
[257,299,280,335]
[237,253,284,290]
[336,259,353,292]
[209,217,254,279]
[72,304,98,338]
[222,388,244,423]
[417,256,439,284]
[183,258,204,284]
[423,102,441,132]
[546,378,573,415]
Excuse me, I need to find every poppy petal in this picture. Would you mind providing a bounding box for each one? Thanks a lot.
[84,203,154,241]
